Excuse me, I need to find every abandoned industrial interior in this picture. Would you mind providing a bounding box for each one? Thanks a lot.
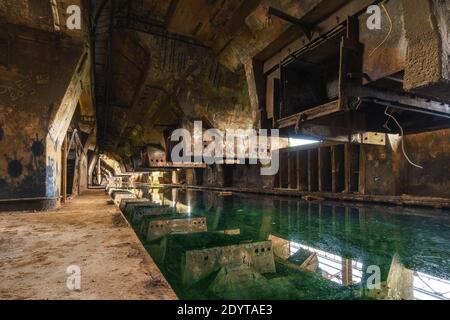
[0,0,450,301]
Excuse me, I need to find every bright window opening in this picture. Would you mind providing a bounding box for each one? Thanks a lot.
[289,138,320,148]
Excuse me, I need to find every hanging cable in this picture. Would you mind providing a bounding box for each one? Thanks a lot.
[353,97,362,111]
[369,2,393,57]
[384,107,423,169]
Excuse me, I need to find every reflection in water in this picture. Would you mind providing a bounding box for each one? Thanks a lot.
[121,186,450,300]
[414,272,450,300]
[290,241,363,286]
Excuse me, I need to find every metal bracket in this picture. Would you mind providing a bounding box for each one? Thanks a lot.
[267,7,314,40]
[351,86,450,119]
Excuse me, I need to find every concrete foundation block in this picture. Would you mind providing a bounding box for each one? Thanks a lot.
[119,198,150,212]
[123,201,162,218]
[131,205,174,224]
[112,192,137,206]
[181,240,275,286]
[145,217,207,241]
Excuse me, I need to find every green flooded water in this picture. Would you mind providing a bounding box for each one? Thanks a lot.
[124,186,450,300]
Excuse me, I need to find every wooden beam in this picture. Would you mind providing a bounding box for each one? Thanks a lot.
[164,0,180,29]
[344,144,351,193]
[296,151,301,191]
[307,150,312,192]
[318,148,323,192]
[332,146,337,193]
[287,150,292,189]
[359,145,366,195]
[332,145,345,193]
[278,156,282,189]
[299,151,309,191]
[342,258,353,286]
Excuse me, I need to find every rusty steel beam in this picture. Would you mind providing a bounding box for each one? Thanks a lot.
[278,100,341,129]
[354,87,450,119]
[267,7,314,40]
[263,0,377,73]
[164,0,180,29]
[115,9,209,49]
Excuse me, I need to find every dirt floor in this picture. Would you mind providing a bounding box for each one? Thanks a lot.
[0,189,177,300]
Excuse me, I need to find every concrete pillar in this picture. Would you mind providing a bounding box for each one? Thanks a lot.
[88,154,99,186]
[244,59,266,129]
[402,0,449,91]
[61,135,68,204]
[97,158,102,186]
[342,258,353,286]
[172,171,179,184]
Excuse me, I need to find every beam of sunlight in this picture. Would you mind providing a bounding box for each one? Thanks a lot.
[289,137,320,147]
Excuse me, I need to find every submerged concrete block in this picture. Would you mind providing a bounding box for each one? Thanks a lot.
[107,186,126,194]
[182,240,275,286]
[131,205,174,224]
[119,198,150,213]
[112,192,137,206]
[110,190,131,198]
[124,202,164,218]
[208,265,268,297]
[115,197,137,207]
[145,217,207,241]
[107,188,122,196]
[215,229,241,235]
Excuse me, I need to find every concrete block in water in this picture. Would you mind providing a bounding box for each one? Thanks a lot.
[131,205,174,224]
[123,201,170,220]
[107,186,128,194]
[145,217,207,241]
[110,190,131,198]
[112,192,137,206]
[107,188,122,196]
[181,240,275,286]
[123,202,161,217]
[209,265,268,297]
[214,229,241,235]
[119,198,150,213]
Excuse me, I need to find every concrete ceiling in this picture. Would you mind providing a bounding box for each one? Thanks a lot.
[93,0,346,161]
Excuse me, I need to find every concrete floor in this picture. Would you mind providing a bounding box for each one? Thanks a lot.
[0,189,177,300]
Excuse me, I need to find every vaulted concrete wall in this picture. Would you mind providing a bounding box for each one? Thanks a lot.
[0,0,84,40]
[0,22,87,210]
